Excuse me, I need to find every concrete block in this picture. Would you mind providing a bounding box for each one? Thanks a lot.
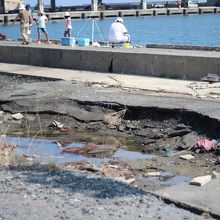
[12,113,24,120]
[145,172,161,177]
[180,154,195,160]
[52,120,64,128]
[190,175,212,186]
[115,177,135,184]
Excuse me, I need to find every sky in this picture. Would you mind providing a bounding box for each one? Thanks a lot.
[25,0,141,6]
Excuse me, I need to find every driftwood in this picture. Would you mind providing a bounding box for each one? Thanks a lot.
[62,142,119,157]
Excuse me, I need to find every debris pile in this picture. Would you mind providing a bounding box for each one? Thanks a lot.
[64,159,136,184]
[101,160,135,184]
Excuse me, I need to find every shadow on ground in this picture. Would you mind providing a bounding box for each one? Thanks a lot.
[9,164,147,199]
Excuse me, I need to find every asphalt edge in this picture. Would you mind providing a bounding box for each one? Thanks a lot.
[151,192,220,219]
[0,71,63,82]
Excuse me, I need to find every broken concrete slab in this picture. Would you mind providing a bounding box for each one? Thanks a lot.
[51,120,64,129]
[182,132,198,149]
[114,177,135,184]
[155,178,220,217]
[189,175,212,186]
[179,154,195,160]
[12,113,24,120]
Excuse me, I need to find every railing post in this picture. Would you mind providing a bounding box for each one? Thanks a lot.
[4,16,8,24]
[141,0,147,9]
[91,0,98,11]
[38,0,44,12]
[100,12,105,19]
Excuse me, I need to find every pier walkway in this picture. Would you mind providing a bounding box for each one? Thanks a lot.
[0,7,220,23]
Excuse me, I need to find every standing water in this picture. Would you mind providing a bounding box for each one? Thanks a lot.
[0,14,220,46]
[3,135,157,165]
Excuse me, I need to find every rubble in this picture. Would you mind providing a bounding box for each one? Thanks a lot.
[114,177,136,184]
[144,172,161,177]
[64,160,99,172]
[190,175,212,186]
[12,113,24,120]
[179,154,195,160]
[167,129,191,138]
[201,73,220,83]
[51,120,64,129]
[101,160,135,184]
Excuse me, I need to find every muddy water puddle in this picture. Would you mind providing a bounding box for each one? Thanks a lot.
[3,135,157,165]
[3,132,192,189]
[4,126,196,190]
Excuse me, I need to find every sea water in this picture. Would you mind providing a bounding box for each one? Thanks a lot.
[0,13,220,46]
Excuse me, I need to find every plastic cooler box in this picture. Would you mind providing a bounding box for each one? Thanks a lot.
[61,37,75,46]
[78,38,90,47]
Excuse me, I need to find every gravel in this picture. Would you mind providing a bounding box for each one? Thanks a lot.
[0,165,205,220]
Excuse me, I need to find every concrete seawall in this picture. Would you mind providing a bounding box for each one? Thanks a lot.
[0,42,219,80]
[1,7,220,23]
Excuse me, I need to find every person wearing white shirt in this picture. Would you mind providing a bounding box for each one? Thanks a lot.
[108,17,130,43]
[36,11,51,44]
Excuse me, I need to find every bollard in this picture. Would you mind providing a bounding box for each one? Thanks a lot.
[82,13,85,19]
[100,12,105,19]
[136,10,140,16]
[153,10,156,16]
[183,9,186,15]
[118,11,122,17]
[199,8,202,14]
[4,16,8,24]
[167,9,170,15]
[214,8,217,13]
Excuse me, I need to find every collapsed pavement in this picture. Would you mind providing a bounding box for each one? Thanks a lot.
[0,70,220,218]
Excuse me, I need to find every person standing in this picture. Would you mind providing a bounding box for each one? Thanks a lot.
[12,4,33,45]
[108,17,130,44]
[36,11,51,44]
[64,12,72,37]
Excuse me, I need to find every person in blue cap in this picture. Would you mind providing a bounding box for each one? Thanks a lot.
[13,4,33,45]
